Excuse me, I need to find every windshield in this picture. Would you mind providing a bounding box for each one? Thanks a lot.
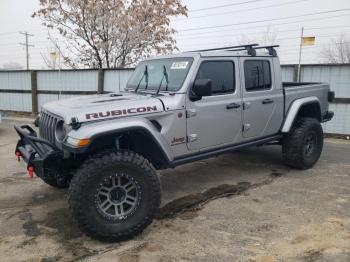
[127,57,193,92]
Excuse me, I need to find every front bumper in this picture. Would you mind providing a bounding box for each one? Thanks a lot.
[14,124,63,178]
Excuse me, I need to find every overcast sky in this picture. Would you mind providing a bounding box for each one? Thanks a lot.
[0,0,349,69]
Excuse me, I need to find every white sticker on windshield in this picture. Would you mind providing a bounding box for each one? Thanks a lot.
[170,61,188,70]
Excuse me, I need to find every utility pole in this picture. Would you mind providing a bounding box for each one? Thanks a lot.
[20,32,34,70]
[297,26,304,82]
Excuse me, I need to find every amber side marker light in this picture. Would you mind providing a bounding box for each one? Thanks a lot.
[77,139,91,147]
[66,137,91,147]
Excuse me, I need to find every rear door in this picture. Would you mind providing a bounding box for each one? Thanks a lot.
[241,58,284,138]
[186,58,243,151]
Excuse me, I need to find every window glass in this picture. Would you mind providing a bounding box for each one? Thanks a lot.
[244,60,272,91]
[195,61,235,95]
[127,58,193,92]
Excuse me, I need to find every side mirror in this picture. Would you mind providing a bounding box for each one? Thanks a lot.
[191,79,212,100]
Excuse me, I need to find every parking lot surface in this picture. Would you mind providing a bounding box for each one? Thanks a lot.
[0,118,349,262]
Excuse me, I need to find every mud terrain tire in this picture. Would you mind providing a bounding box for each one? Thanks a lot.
[282,117,323,170]
[68,151,160,242]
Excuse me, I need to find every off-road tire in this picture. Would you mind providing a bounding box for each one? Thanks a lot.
[41,169,71,189]
[68,150,161,242]
[282,117,323,169]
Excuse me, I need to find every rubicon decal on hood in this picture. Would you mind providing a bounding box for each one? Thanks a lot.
[85,106,158,120]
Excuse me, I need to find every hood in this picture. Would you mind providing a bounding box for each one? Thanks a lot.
[42,92,164,124]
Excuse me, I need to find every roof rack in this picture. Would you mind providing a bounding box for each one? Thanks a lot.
[226,44,258,56]
[187,43,279,57]
[190,44,259,53]
[254,45,280,56]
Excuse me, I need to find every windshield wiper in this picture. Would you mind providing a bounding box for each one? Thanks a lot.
[135,65,148,93]
[156,65,169,95]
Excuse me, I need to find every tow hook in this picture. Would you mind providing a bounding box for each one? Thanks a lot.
[27,166,35,178]
[15,151,22,162]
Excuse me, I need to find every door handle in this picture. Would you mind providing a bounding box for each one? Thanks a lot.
[262,99,274,104]
[226,103,241,109]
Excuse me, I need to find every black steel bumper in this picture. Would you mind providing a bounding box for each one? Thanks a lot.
[14,124,63,178]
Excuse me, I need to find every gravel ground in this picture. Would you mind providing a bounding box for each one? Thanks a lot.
[0,118,349,262]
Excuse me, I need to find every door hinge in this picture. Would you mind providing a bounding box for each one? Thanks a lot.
[187,134,198,143]
[242,123,251,132]
[243,102,251,110]
[186,109,197,118]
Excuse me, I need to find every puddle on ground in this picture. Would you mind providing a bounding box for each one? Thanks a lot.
[18,209,41,237]
[43,208,83,240]
[16,207,81,241]
[156,171,283,220]
[15,208,94,260]
[155,182,252,219]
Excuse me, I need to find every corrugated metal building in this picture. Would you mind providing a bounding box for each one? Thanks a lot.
[281,64,350,136]
[37,70,99,109]
[0,65,349,135]
[0,71,32,112]
[0,69,134,113]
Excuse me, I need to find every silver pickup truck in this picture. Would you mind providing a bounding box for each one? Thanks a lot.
[14,44,334,241]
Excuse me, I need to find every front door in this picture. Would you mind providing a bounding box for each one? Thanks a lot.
[186,59,242,151]
[241,58,284,138]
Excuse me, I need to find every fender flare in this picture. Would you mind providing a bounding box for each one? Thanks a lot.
[281,96,321,133]
[64,117,174,162]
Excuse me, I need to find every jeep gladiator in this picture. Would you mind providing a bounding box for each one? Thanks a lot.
[14,44,334,241]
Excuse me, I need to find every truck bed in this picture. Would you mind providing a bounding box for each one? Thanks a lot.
[283,82,330,118]
[283,82,322,88]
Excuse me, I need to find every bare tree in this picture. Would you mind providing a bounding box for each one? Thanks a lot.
[40,32,67,69]
[40,49,59,69]
[320,35,350,63]
[33,0,187,68]
[261,26,277,45]
[237,26,277,46]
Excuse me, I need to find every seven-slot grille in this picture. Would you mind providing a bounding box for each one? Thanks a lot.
[39,111,62,145]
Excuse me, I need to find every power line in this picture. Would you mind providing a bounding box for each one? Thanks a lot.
[19,32,34,70]
[0,40,57,47]
[176,13,350,36]
[179,32,350,49]
[2,25,342,48]
[178,0,311,20]
[176,25,350,41]
[183,32,350,47]
[281,46,322,52]
[0,31,19,36]
[189,0,265,12]
[278,32,350,41]
[177,8,350,32]
[0,28,48,36]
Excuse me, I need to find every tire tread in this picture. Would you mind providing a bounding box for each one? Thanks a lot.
[68,150,160,242]
[282,117,323,170]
